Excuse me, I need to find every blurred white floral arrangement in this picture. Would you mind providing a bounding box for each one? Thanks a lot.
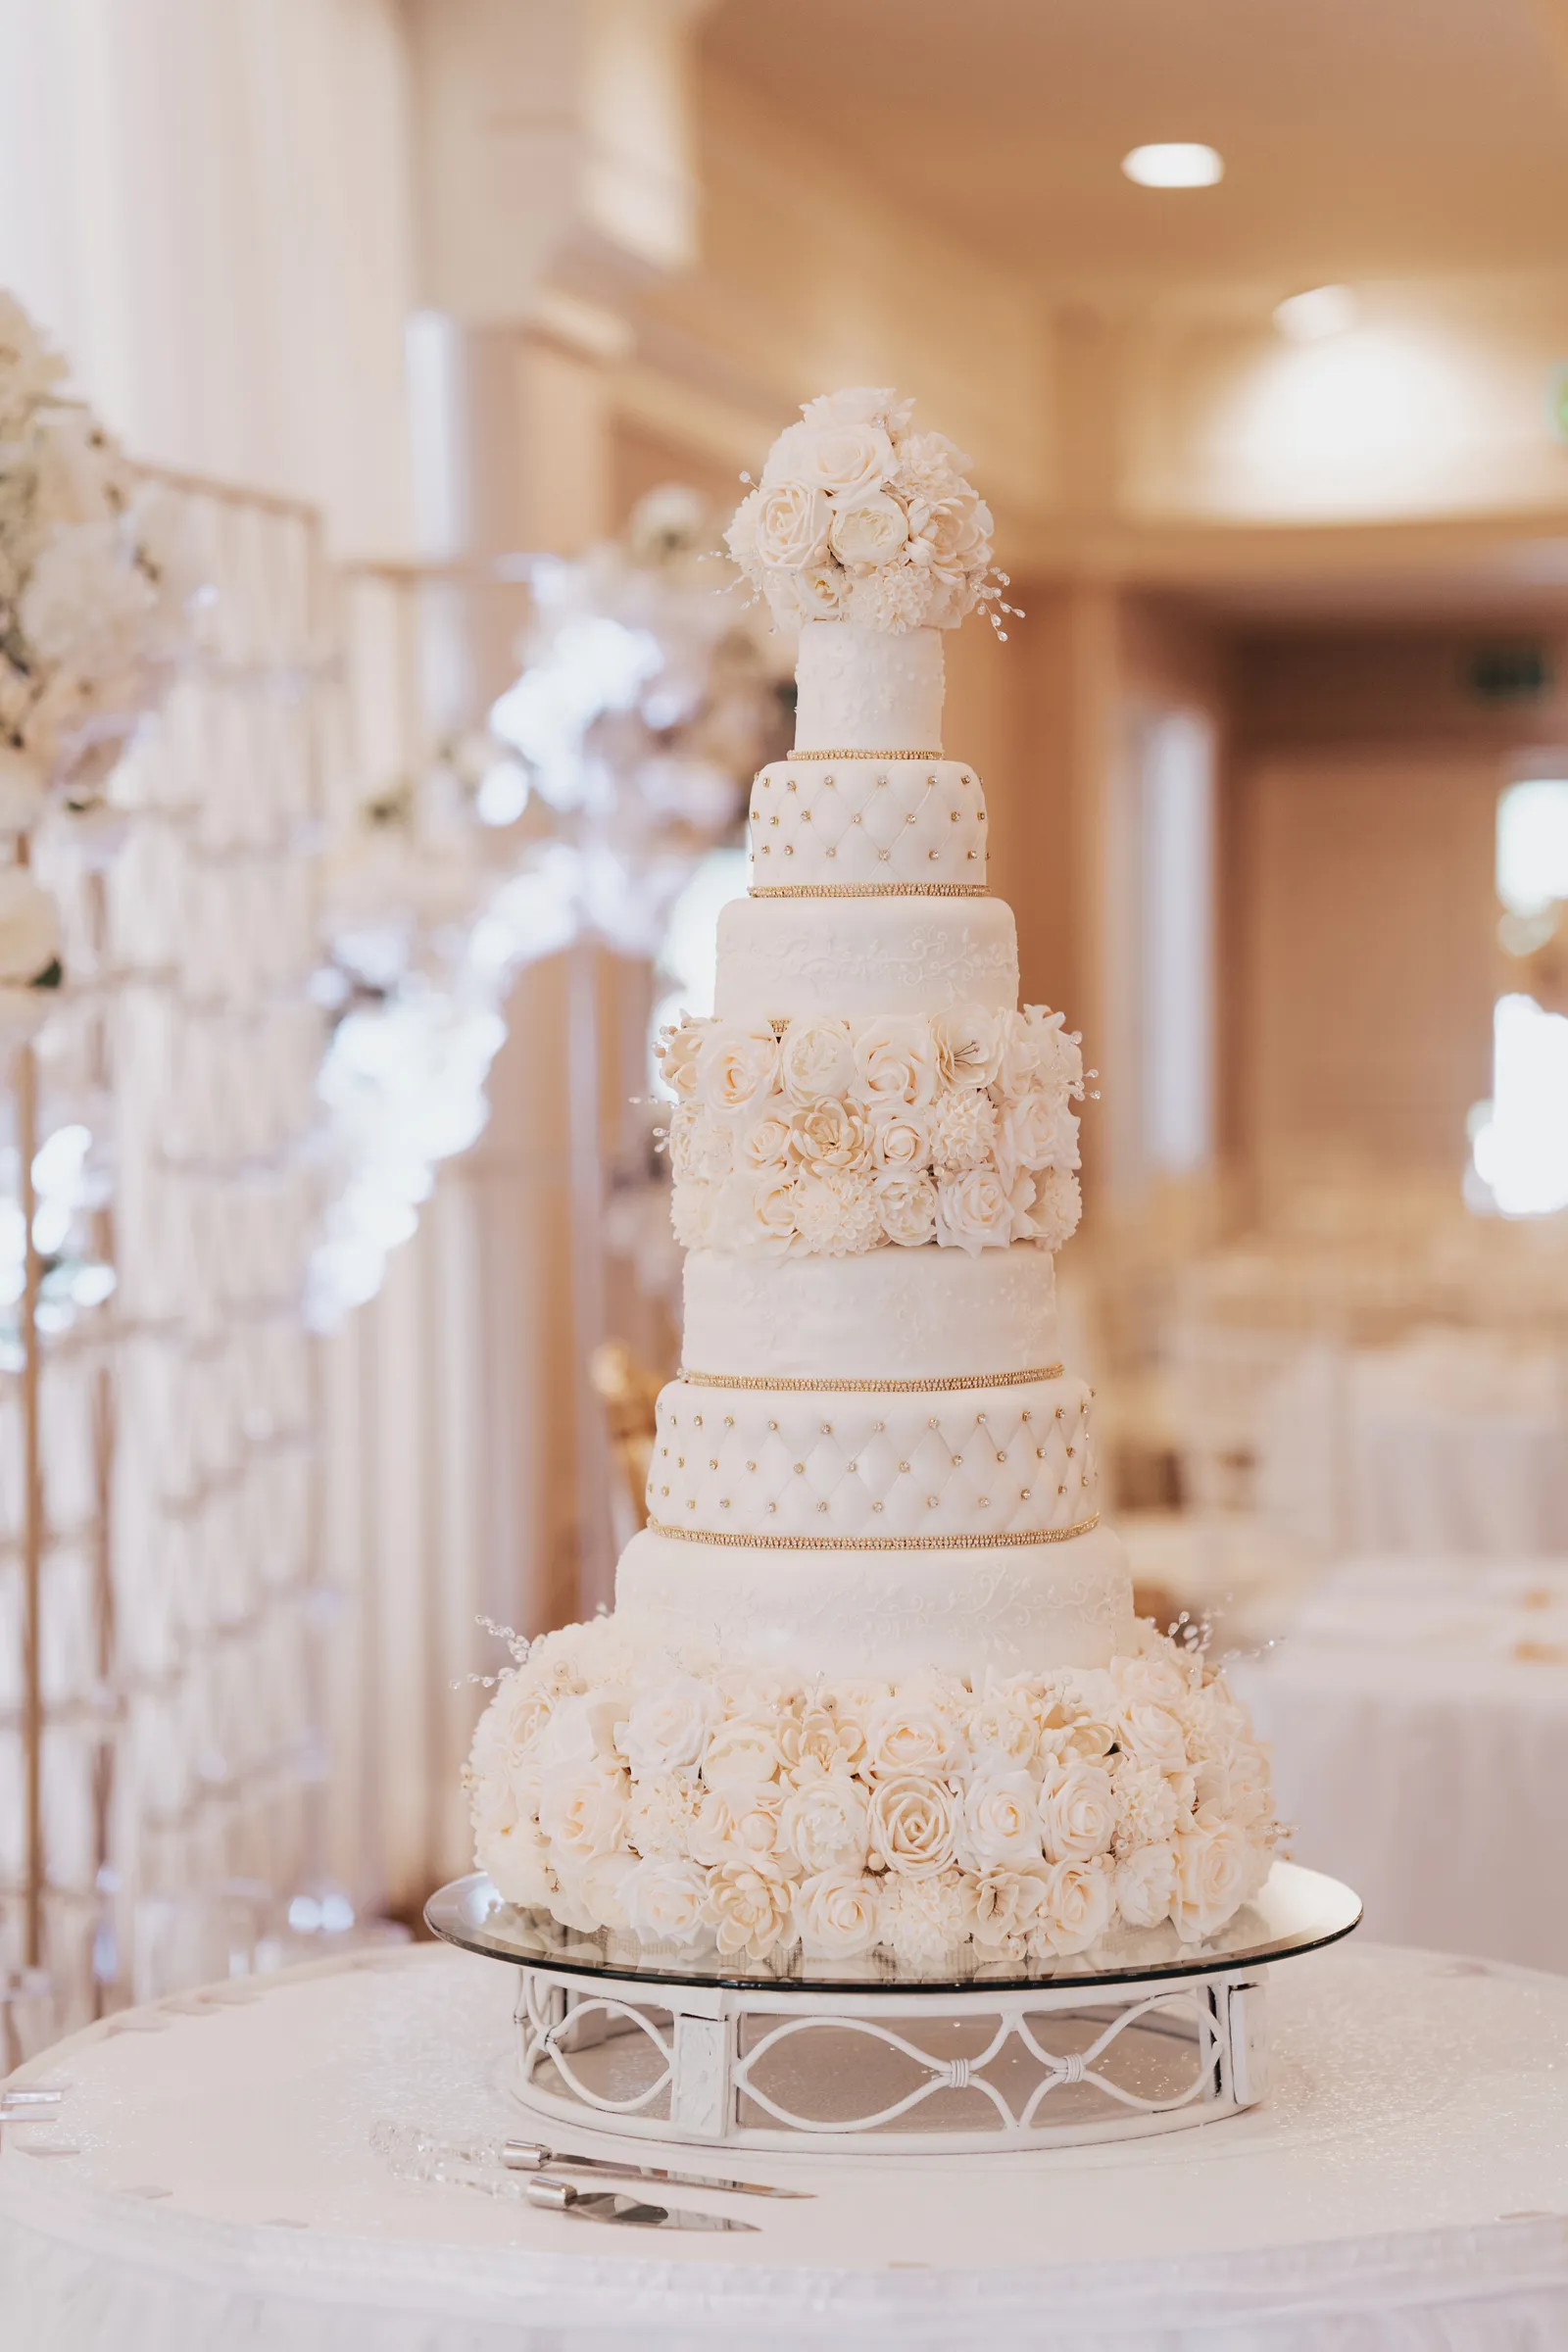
[308,486,785,1326]
[0,293,197,1032]
[658,1004,1083,1257]
[724,386,1016,637]
[466,1613,1276,1968]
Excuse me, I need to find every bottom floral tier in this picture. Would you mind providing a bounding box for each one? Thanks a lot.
[466,1616,1277,1972]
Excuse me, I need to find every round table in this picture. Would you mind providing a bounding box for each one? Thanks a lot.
[3,1940,1567,2350]
[1232,1559,1568,1972]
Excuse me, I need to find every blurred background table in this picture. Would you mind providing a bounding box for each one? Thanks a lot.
[4,1941,1568,2351]
[1233,1559,1568,1972]
[1255,1335,1568,1558]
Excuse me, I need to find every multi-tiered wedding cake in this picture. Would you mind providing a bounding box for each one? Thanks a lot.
[467,389,1275,1971]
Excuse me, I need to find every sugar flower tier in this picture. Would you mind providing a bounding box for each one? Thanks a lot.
[466,388,1280,1984]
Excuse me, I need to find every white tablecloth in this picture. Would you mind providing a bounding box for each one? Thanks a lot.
[5,1939,1568,2350]
[1233,1558,1568,1972]
[1258,1336,1568,1556]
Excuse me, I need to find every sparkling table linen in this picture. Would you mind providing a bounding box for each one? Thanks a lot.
[1233,1557,1568,1971]
[3,1939,1568,2349]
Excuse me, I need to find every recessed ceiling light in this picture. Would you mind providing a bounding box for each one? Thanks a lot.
[1121,143,1224,189]
[1273,285,1357,343]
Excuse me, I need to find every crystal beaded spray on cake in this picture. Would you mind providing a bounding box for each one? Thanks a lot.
[466,389,1277,1969]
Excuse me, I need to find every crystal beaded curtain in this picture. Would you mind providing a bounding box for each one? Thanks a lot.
[0,472,330,2060]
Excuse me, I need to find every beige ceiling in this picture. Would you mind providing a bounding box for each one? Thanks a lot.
[702,0,1568,290]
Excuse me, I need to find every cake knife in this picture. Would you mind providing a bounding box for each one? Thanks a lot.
[502,2136,810,2199]
[525,2175,759,2231]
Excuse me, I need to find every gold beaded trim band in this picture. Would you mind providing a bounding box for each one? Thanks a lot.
[676,1364,1066,1394]
[646,1515,1099,1551]
[749,881,988,900]
[784,749,944,762]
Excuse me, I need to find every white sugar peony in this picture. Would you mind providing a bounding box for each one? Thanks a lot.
[966,1689,1041,1768]
[790,1097,871,1174]
[829,491,908,567]
[875,1169,937,1247]
[689,1787,786,1870]
[787,562,855,619]
[779,1016,856,1105]
[701,1714,784,1788]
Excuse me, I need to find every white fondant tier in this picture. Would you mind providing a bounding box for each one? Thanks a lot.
[648,1372,1095,1543]
[714,893,1018,1020]
[749,758,986,889]
[794,621,944,753]
[681,1245,1057,1382]
[614,1518,1134,1678]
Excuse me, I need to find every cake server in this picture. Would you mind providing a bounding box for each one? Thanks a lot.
[525,2175,758,2231]
[502,2135,810,2199]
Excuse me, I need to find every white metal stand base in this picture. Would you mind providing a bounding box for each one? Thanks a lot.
[512,1963,1270,2152]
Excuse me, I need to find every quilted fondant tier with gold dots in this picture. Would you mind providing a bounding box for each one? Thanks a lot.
[748,758,987,890]
[645,1374,1097,1544]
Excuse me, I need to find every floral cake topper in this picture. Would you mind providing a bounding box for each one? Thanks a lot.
[724,386,1017,636]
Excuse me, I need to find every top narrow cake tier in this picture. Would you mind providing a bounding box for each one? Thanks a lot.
[749,758,987,890]
[793,621,945,753]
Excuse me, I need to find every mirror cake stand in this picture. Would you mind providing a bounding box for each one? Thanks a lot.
[426,1861,1360,2156]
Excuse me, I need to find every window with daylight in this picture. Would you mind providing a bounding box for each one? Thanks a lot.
[1468,779,1568,1215]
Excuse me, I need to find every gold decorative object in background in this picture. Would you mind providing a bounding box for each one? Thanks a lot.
[588,1340,662,1556]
